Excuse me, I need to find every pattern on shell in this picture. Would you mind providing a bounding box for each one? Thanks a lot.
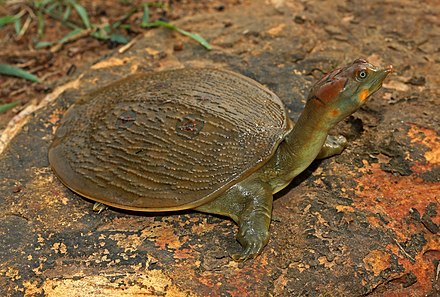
[49,68,289,211]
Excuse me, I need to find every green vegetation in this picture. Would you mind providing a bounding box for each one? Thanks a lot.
[0,101,20,114]
[0,0,212,81]
[144,20,212,50]
[0,64,40,82]
[1,0,211,49]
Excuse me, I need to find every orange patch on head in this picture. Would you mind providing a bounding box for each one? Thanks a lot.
[358,89,369,102]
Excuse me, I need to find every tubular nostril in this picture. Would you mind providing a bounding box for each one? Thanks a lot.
[385,65,394,73]
[353,58,368,64]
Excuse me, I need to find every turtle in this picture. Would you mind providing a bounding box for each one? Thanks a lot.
[48,58,392,261]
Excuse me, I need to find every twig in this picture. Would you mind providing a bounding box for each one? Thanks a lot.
[39,70,59,82]
[14,59,35,69]
[9,87,27,97]
[118,34,141,54]
[23,4,36,20]
[115,6,138,25]
[0,50,50,59]
[16,15,31,40]
[436,262,440,281]
[393,238,415,262]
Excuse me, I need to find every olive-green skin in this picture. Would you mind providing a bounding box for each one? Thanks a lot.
[197,59,391,260]
[49,59,391,261]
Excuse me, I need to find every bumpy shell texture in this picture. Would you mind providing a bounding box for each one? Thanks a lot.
[49,68,290,211]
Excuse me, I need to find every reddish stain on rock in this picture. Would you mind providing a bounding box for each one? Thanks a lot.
[354,124,440,295]
[355,162,440,235]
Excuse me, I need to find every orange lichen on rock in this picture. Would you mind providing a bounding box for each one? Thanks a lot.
[135,220,185,251]
[179,252,273,297]
[363,249,392,276]
[266,23,287,37]
[408,124,440,165]
[335,205,355,213]
[47,108,66,126]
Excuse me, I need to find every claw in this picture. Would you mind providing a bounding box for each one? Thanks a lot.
[231,238,266,261]
[92,202,108,213]
[232,248,255,261]
[328,134,347,148]
[231,253,246,261]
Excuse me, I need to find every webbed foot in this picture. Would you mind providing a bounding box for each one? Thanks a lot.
[195,180,273,262]
[317,134,348,159]
[232,184,272,261]
[232,226,270,261]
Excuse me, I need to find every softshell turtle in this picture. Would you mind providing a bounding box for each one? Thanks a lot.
[49,59,392,260]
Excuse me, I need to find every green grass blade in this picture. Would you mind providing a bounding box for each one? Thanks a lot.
[148,2,166,8]
[0,15,18,27]
[14,18,21,35]
[63,5,72,21]
[45,2,59,13]
[175,28,212,50]
[143,19,168,28]
[35,41,53,48]
[91,24,110,40]
[58,27,82,44]
[0,64,39,82]
[141,4,149,27]
[112,20,121,29]
[37,11,45,36]
[113,7,138,29]
[70,1,91,29]
[120,24,131,30]
[110,33,128,44]
[147,20,212,50]
[0,101,20,114]
[34,0,53,9]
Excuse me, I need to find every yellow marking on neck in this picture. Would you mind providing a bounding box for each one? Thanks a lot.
[331,109,340,117]
[359,89,370,102]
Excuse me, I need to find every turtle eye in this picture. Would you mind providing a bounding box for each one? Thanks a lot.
[357,70,368,80]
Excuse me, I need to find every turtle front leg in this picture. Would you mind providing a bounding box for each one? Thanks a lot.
[316,135,348,159]
[232,182,273,261]
[92,202,108,213]
[195,179,273,261]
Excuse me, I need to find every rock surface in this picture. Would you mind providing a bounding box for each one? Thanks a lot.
[1,0,439,296]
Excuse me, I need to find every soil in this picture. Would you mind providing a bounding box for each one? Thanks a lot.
[0,0,439,296]
[0,0,247,128]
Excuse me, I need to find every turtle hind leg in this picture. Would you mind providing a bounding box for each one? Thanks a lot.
[195,179,273,261]
[317,135,348,159]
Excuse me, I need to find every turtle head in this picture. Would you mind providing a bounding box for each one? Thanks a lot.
[307,58,392,126]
